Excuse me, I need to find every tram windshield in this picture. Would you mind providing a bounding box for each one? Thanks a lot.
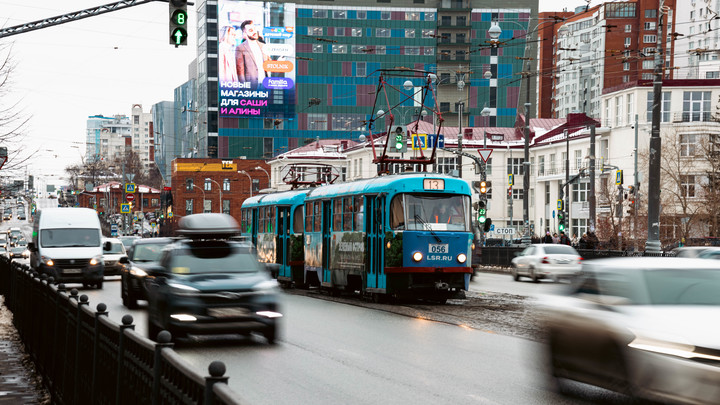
[391,194,470,231]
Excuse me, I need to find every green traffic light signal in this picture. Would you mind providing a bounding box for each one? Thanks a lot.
[395,134,403,151]
[478,208,486,223]
[169,0,188,46]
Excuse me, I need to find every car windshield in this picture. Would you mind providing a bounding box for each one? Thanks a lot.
[393,194,470,232]
[132,243,166,262]
[40,229,100,248]
[169,242,261,274]
[106,242,125,254]
[644,269,720,305]
[543,245,577,255]
[11,247,25,253]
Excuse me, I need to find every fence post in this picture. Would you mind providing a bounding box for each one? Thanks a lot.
[115,315,135,405]
[204,361,229,405]
[91,303,108,405]
[151,330,174,405]
[73,294,89,405]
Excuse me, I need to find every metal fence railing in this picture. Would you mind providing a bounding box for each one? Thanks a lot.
[479,247,674,267]
[0,256,244,405]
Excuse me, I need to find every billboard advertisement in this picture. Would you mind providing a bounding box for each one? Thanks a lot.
[218,1,296,119]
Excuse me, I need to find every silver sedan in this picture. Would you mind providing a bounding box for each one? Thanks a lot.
[510,243,582,282]
[540,257,720,404]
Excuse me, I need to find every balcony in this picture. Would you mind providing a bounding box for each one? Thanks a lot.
[673,111,717,123]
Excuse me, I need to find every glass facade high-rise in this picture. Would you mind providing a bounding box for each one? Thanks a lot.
[191,0,537,160]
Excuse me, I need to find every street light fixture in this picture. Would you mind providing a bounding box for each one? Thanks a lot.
[204,178,222,213]
[255,166,270,188]
[191,184,206,214]
[238,170,253,197]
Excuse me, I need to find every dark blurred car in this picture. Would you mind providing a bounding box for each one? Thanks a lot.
[119,237,173,309]
[117,235,141,255]
[144,213,281,344]
[541,257,720,404]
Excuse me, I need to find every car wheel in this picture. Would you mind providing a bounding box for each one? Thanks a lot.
[530,267,540,283]
[511,266,520,282]
[264,324,277,345]
[96,281,103,289]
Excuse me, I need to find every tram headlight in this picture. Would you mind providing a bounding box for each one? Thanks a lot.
[457,253,467,264]
[412,251,423,262]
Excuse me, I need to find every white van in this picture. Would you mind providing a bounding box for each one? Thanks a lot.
[28,207,105,289]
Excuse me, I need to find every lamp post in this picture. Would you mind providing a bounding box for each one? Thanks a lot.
[255,166,270,188]
[191,184,205,214]
[205,178,222,213]
[238,170,253,197]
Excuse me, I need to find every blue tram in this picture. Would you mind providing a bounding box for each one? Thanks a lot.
[240,189,309,287]
[303,173,473,301]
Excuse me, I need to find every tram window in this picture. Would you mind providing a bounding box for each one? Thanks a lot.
[314,202,321,232]
[333,199,342,231]
[258,207,265,233]
[355,198,364,231]
[305,203,312,232]
[343,197,353,231]
[390,195,404,230]
[269,206,275,233]
[293,206,303,234]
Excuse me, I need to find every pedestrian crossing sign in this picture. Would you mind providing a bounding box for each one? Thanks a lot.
[121,203,131,213]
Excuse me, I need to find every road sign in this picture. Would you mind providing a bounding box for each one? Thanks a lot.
[494,227,515,235]
[126,194,135,202]
[477,149,492,163]
[121,203,131,213]
[125,183,137,193]
[167,211,174,218]
[412,134,427,150]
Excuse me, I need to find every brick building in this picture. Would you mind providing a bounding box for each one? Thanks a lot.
[77,181,162,216]
[170,158,270,223]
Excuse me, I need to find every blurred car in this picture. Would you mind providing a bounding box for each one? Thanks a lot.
[118,237,173,309]
[510,244,582,282]
[2,211,11,220]
[144,213,281,344]
[117,235,141,255]
[0,234,7,250]
[541,257,720,404]
[7,245,29,259]
[101,237,127,276]
[672,246,720,258]
[697,249,720,260]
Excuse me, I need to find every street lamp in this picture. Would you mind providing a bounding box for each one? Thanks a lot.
[191,184,206,214]
[205,178,222,213]
[255,166,270,188]
[238,170,253,197]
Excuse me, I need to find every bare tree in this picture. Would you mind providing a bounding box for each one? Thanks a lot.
[0,43,36,174]
[698,133,720,237]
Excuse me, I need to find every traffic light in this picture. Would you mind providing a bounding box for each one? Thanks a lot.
[479,181,487,194]
[483,218,492,232]
[628,196,636,215]
[558,211,565,232]
[477,201,487,224]
[169,0,188,47]
[391,125,407,153]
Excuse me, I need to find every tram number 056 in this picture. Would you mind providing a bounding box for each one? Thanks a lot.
[429,244,449,254]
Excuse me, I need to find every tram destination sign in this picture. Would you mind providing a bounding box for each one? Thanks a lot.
[423,179,444,190]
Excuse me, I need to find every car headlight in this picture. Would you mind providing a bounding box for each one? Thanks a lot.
[89,255,104,266]
[457,253,467,263]
[167,282,199,295]
[41,256,54,266]
[22,250,29,257]
[412,251,423,262]
[253,279,279,293]
[129,267,148,277]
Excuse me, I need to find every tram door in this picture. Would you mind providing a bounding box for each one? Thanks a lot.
[277,207,289,278]
[365,196,385,290]
[321,200,332,286]
[251,208,258,248]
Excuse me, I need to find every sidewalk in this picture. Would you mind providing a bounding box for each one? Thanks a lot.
[0,297,49,404]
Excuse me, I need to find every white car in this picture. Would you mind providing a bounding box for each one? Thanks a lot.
[102,237,128,276]
[541,257,720,404]
[510,243,582,282]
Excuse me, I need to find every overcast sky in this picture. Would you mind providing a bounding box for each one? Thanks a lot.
[0,0,592,187]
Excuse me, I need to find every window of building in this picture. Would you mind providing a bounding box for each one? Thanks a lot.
[644,21,656,31]
[625,24,632,32]
[681,175,696,198]
[406,12,420,21]
[405,46,420,55]
[381,11,391,20]
[440,102,450,112]
[332,10,346,19]
[222,200,230,215]
[441,15,452,25]
[375,45,386,54]
[511,188,524,200]
[185,199,193,215]
[356,10,366,19]
[456,15,467,26]
[203,199,212,213]
[642,73,654,80]
[574,149,583,170]
[683,91,712,122]
[645,9,657,18]
[331,44,347,53]
[707,71,720,79]
[680,134,697,157]
[615,96,623,126]
[642,60,654,69]
[436,157,459,174]
[424,12,435,21]
[424,48,434,56]
[312,44,323,53]
[545,183,550,205]
[356,62,366,76]
[643,35,657,43]
[351,45,364,54]
[624,37,631,47]
[312,9,327,18]
[507,158,524,176]
[626,93,634,124]
[376,28,390,37]
[422,29,434,38]
[405,29,415,38]
[623,62,630,70]
[186,178,193,191]
[308,113,327,130]
[351,27,362,37]
[335,27,345,37]
[308,27,323,36]
[572,181,589,202]
[204,179,212,191]
[538,155,545,175]
[223,178,230,191]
